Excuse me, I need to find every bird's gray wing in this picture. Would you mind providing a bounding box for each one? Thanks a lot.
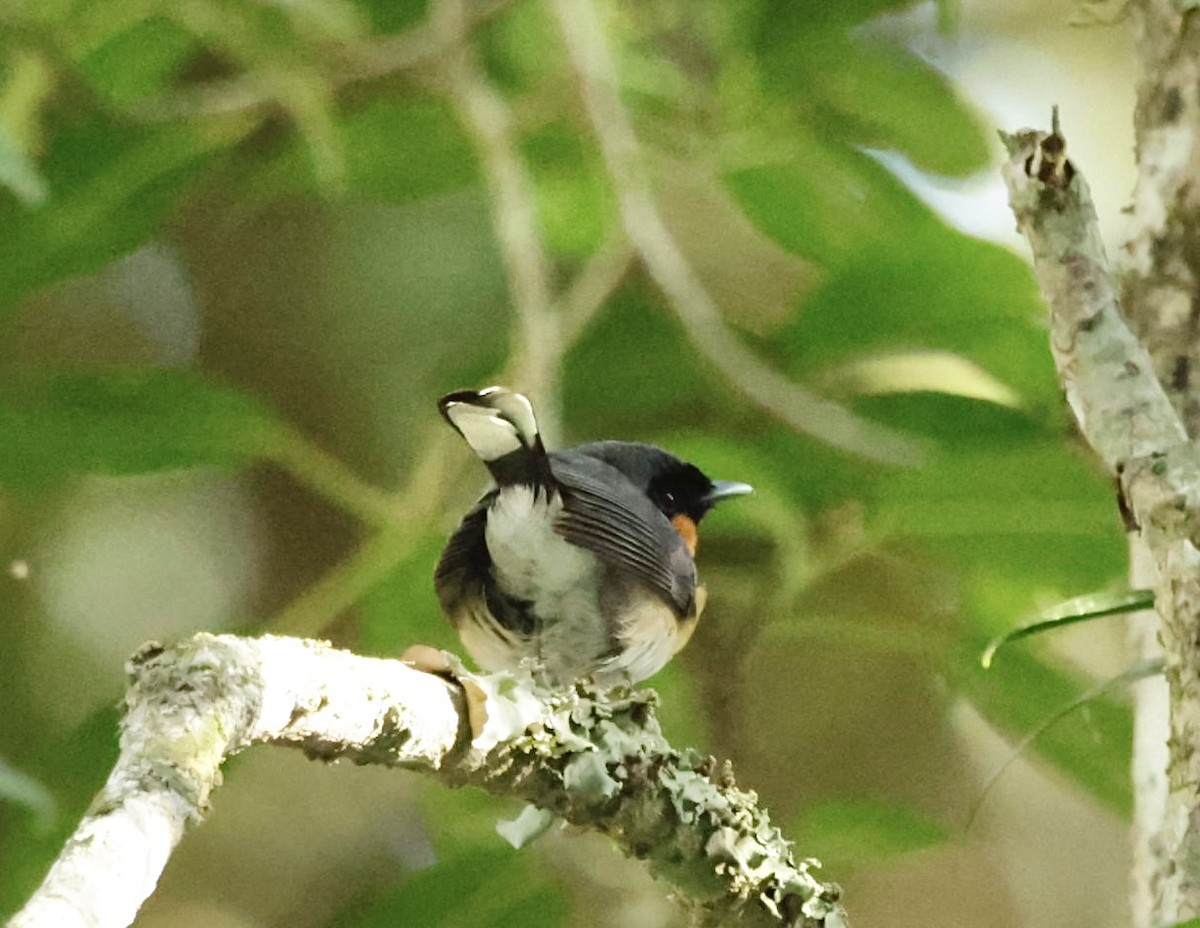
[550,452,696,616]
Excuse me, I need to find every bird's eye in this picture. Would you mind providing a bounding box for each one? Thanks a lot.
[662,492,676,507]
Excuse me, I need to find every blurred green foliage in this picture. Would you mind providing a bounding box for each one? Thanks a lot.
[0,0,1131,925]
[793,797,945,873]
[0,367,285,490]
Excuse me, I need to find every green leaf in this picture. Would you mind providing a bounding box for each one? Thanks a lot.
[765,32,990,177]
[344,99,476,201]
[723,141,931,268]
[786,232,1049,395]
[850,392,1044,447]
[982,589,1156,668]
[876,442,1125,594]
[0,367,287,490]
[77,17,197,108]
[795,799,944,868]
[830,351,1023,408]
[727,159,1050,418]
[0,48,52,206]
[480,1,562,94]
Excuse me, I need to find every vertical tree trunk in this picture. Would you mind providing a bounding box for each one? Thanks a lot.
[1124,4,1200,926]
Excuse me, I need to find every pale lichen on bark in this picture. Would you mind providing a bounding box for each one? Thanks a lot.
[6,634,844,928]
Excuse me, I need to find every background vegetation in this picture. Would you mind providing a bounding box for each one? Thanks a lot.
[0,0,1137,926]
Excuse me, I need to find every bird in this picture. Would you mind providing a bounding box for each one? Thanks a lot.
[434,386,752,686]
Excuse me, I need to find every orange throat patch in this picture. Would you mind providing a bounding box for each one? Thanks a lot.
[671,514,698,554]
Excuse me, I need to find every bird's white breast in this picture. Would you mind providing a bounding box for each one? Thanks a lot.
[484,486,610,677]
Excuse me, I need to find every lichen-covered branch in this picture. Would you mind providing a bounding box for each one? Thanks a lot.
[6,634,845,928]
[1000,121,1186,465]
[1001,118,1200,928]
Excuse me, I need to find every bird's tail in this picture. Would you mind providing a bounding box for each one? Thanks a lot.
[439,387,554,489]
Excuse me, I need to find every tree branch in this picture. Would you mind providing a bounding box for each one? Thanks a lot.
[1117,7,1200,917]
[1000,119,1186,466]
[6,634,846,928]
[1001,116,1200,928]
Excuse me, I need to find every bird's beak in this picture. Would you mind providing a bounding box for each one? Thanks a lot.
[704,480,754,504]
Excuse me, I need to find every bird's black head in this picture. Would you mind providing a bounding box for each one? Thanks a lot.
[574,441,752,522]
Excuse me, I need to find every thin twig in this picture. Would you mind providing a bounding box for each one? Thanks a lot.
[548,0,923,467]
